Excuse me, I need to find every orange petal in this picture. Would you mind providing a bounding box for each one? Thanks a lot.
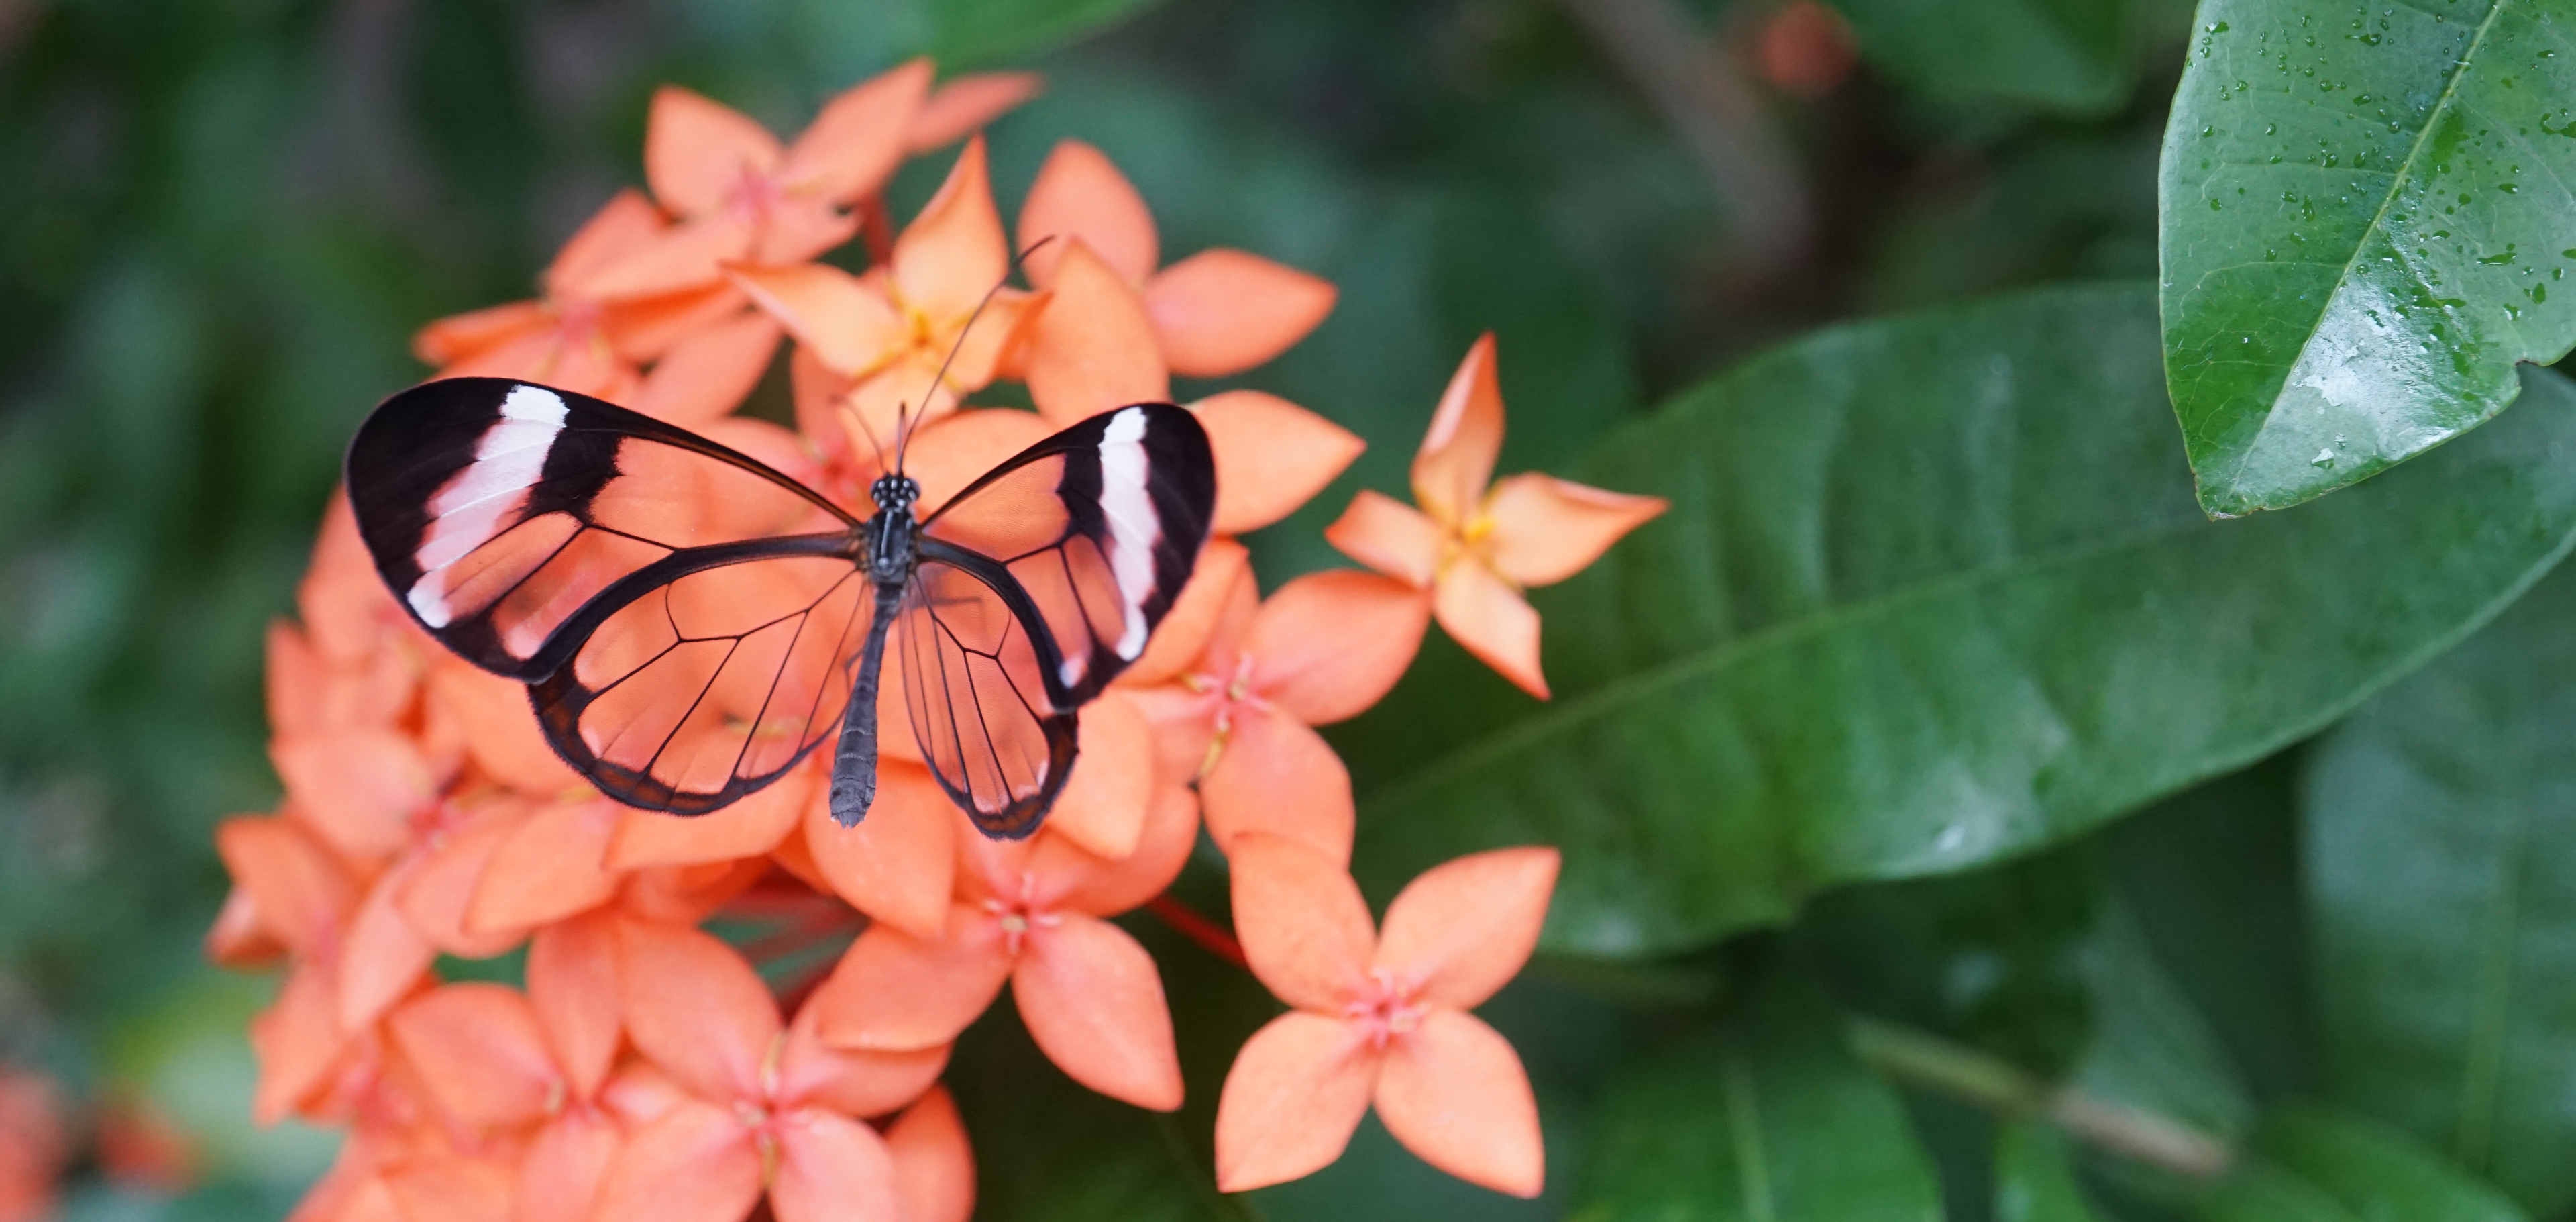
[774,1003,949,1119]
[1050,782,1200,918]
[337,865,439,1031]
[803,760,955,941]
[1013,913,1183,1111]
[205,885,282,967]
[1024,240,1170,427]
[770,1109,903,1222]
[1373,848,1558,1011]
[729,263,905,377]
[617,921,780,1103]
[892,136,1010,324]
[608,760,810,870]
[885,1086,975,1222]
[906,71,1042,154]
[214,815,357,958]
[414,299,547,368]
[1145,250,1336,378]
[466,798,622,935]
[272,728,431,864]
[615,858,767,926]
[751,197,866,268]
[1045,691,1155,860]
[1323,490,1443,589]
[1201,707,1354,867]
[811,909,1012,1051]
[1481,472,1668,588]
[602,283,751,364]
[515,1108,619,1222]
[1249,570,1430,726]
[899,407,1054,517]
[539,189,672,299]
[564,213,753,302]
[398,809,523,958]
[1116,538,1250,689]
[1225,832,1373,1011]
[250,962,347,1126]
[1434,561,1548,699]
[586,1098,763,1222]
[1213,1012,1377,1193]
[1373,1009,1543,1198]
[386,984,558,1131]
[528,911,624,1101]
[625,309,784,427]
[645,87,784,218]
[1411,334,1504,525]
[1193,391,1364,535]
[382,1154,516,1222]
[427,661,582,796]
[1016,139,1157,289]
[781,58,931,203]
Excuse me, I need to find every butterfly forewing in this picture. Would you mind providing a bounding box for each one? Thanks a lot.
[922,404,1216,705]
[348,377,856,680]
[900,404,1216,833]
[533,548,875,812]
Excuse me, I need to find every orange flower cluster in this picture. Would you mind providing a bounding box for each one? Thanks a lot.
[0,1067,67,1222]
[211,60,1664,1218]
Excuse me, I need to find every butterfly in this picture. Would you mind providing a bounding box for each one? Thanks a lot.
[343,376,1216,839]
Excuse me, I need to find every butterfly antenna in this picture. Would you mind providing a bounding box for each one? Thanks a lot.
[837,393,892,478]
[893,234,1059,474]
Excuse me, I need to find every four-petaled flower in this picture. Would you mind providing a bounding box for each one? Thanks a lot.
[1216,834,1559,1197]
[1328,332,1668,698]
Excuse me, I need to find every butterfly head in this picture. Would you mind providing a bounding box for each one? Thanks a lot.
[869,474,921,514]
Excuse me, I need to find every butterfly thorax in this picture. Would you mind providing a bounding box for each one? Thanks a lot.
[861,474,923,587]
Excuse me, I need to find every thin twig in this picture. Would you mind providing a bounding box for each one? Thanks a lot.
[1559,0,1811,274]
[1847,1017,2235,1180]
[1146,893,1248,968]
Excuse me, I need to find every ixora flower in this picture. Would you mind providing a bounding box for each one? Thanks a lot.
[1328,333,1669,699]
[1216,835,1560,1197]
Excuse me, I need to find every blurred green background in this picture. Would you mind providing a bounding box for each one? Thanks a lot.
[0,0,2204,1215]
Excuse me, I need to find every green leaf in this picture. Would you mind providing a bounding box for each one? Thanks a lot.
[2200,1107,2530,1222]
[2303,560,2576,1217]
[1349,283,2576,958]
[1833,0,2135,115]
[922,0,1165,68]
[1574,968,1943,1222]
[2156,0,2576,515]
[1998,1123,2116,1222]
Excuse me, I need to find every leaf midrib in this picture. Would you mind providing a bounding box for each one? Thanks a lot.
[2220,0,2515,492]
[1361,509,2216,813]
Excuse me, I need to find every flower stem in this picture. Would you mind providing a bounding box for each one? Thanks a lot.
[1145,893,1248,968]
[1845,1017,2234,1180]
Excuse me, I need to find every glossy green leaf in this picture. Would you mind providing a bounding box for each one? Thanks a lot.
[921,0,1165,68]
[1998,1123,2116,1222]
[2200,1107,2530,1222]
[1834,0,2135,115]
[2157,0,2576,515]
[2304,560,2576,1217]
[1350,283,2576,958]
[1574,970,1943,1222]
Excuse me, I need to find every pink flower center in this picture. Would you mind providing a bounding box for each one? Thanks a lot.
[1183,654,1267,777]
[1344,968,1428,1051]
[983,895,1062,957]
[726,164,786,227]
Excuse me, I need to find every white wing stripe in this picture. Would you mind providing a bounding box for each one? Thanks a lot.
[1097,407,1162,662]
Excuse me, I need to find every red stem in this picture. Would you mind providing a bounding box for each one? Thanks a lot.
[1146,893,1248,968]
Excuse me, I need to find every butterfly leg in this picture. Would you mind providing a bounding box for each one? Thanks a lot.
[828,580,909,827]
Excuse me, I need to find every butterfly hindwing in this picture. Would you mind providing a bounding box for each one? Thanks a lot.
[346,377,857,680]
[903,403,1217,834]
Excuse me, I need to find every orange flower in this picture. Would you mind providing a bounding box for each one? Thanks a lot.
[587,921,951,1222]
[1013,237,1364,534]
[1121,563,1428,865]
[733,136,1032,462]
[386,972,621,1222]
[904,72,1043,154]
[1214,835,1557,1197]
[572,64,933,302]
[413,191,771,421]
[1016,138,1337,378]
[808,784,1201,1110]
[0,1067,66,1222]
[1326,334,1668,698]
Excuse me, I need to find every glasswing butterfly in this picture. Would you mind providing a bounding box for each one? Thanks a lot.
[343,376,1216,839]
